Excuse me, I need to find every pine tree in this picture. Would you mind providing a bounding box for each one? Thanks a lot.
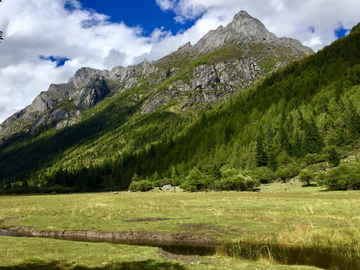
[303,116,322,154]
[225,124,232,142]
[328,147,340,167]
[211,164,222,179]
[348,101,360,139]
[255,127,268,167]
[267,146,277,172]
[266,123,275,144]
[131,173,140,182]
[292,130,303,158]
[279,126,292,155]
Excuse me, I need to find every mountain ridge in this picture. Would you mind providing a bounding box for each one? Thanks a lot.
[0,10,312,146]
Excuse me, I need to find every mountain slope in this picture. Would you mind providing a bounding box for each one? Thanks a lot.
[0,11,312,145]
[2,11,347,193]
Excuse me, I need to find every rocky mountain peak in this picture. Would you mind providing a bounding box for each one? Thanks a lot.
[194,10,311,54]
[177,42,193,52]
[68,67,109,89]
[229,10,277,42]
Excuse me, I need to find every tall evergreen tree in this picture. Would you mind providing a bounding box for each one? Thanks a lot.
[303,116,322,154]
[266,123,275,144]
[279,126,292,155]
[256,127,268,167]
[348,101,360,139]
[211,163,222,179]
[292,130,303,158]
[328,147,340,167]
[267,146,277,172]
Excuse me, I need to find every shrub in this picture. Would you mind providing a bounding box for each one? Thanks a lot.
[181,167,212,191]
[275,164,300,182]
[302,153,326,166]
[317,162,360,190]
[215,173,257,191]
[299,169,315,186]
[128,182,139,192]
[137,180,153,192]
[129,180,153,192]
[250,167,275,184]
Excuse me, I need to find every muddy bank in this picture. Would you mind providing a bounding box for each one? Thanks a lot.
[2,226,222,246]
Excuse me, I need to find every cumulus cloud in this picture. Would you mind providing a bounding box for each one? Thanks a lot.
[0,0,153,122]
[1,0,359,123]
[157,0,360,49]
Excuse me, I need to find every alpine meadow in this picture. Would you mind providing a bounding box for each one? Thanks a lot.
[1,9,360,270]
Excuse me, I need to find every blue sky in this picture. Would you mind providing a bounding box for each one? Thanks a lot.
[75,0,198,36]
[335,25,351,39]
[0,0,359,123]
[76,1,349,39]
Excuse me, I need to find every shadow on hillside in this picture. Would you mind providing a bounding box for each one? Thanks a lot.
[0,260,186,270]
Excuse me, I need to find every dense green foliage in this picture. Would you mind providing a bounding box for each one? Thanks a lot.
[1,23,360,193]
[317,161,360,190]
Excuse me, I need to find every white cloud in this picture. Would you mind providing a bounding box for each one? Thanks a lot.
[1,0,359,123]
[0,0,153,122]
[156,0,177,11]
[155,0,360,52]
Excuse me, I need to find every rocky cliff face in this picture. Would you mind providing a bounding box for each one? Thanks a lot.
[72,76,110,109]
[0,60,156,142]
[0,10,313,145]
[195,11,277,53]
[178,10,313,56]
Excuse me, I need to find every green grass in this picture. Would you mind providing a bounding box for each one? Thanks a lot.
[0,236,322,270]
[0,185,359,269]
[1,186,359,239]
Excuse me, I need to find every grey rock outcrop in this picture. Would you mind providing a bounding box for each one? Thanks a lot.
[0,91,59,138]
[194,10,312,55]
[141,91,181,114]
[178,42,194,52]
[141,57,263,114]
[73,76,110,109]
[68,67,109,89]
[273,37,313,55]
[162,185,172,191]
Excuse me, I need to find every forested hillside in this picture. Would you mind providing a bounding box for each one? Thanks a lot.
[1,21,360,194]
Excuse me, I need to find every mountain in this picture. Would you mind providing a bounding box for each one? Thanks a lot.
[0,11,312,145]
[4,13,360,193]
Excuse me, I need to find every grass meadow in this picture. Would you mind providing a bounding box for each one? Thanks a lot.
[0,184,359,269]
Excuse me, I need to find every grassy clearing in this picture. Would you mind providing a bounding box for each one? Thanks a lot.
[1,186,359,241]
[0,236,321,270]
[0,185,359,269]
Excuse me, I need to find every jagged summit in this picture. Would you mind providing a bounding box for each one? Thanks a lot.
[229,10,277,41]
[177,42,193,51]
[194,10,311,54]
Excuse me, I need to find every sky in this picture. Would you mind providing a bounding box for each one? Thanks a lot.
[0,0,359,124]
